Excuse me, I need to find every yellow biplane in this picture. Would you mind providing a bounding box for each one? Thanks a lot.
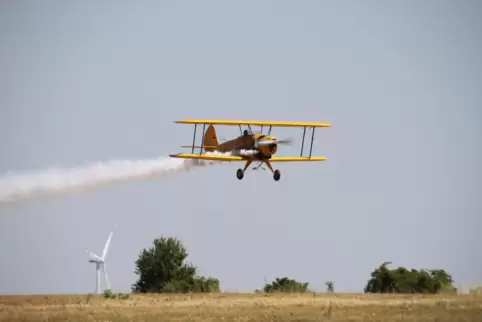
[169,119,331,181]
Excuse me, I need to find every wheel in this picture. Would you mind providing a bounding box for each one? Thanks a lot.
[273,169,281,181]
[236,169,244,180]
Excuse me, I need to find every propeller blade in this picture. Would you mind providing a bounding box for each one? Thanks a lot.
[276,139,293,145]
[256,138,293,146]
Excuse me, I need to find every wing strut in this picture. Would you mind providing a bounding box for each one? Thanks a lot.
[309,127,316,158]
[300,126,306,157]
[299,126,316,158]
[199,123,206,155]
[191,124,197,154]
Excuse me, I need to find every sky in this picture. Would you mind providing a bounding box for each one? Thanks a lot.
[0,0,481,294]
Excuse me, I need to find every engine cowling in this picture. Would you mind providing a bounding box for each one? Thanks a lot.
[255,136,278,157]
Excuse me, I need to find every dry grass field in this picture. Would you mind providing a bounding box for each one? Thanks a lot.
[1,292,481,321]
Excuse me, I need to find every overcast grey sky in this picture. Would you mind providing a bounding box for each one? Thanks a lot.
[1,0,481,294]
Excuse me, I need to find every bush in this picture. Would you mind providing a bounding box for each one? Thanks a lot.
[263,277,309,293]
[364,261,456,294]
[131,236,220,293]
[103,289,130,300]
[325,280,334,293]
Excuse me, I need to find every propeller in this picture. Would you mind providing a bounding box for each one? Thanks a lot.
[255,138,293,147]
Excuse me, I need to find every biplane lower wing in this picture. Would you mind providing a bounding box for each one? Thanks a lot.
[169,153,245,161]
[269,156,327,162]
[175,119,332,128]
[169,153,327,162]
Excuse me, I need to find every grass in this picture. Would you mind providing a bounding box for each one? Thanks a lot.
[0,292,481,321]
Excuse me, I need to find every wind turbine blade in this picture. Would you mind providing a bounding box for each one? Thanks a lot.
[101,230,114,260]
[86,249,103,262]
[103,263,110,290]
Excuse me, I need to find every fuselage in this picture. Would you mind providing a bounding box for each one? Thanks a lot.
[216,133,278,159]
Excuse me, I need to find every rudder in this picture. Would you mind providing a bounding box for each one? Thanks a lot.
[203,124,219,151]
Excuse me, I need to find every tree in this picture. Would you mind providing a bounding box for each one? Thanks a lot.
[364,262,456,294]
[263,277,309,293]
[364,261,397,293]
[131,236,220,293]
[325,280,334,293]
[429,269,456,292]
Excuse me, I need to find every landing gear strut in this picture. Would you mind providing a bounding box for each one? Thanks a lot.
[236,160,252,180]
[265,160,281,181]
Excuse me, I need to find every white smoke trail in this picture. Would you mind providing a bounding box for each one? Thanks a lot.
[0,152,230,204]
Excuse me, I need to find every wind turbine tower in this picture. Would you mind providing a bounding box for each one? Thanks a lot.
[86,225,115,294]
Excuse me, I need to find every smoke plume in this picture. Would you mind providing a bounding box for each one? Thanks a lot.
[0,153,227,204]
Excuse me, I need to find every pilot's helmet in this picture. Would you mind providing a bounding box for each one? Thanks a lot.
[243,130,249,136]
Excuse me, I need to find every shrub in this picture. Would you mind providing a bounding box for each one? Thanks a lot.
[364,261,456,294]
[132,236,220,293]
[263,277,309,293]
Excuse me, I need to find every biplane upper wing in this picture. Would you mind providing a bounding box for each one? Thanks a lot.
[175,119,332,127]
[169,153,245,161]
[269,156,327,162]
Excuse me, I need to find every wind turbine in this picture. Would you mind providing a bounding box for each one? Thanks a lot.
[86,225,115,294]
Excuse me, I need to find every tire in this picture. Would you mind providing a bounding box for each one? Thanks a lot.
[236,169,244,180]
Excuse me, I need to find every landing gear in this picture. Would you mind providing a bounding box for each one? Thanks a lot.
[236,160,281,181]
[236,160,252,180]
[236,168,244,180]
[265,160,281,182]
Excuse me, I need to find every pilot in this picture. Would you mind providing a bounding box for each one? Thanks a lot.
[243,129,249,136]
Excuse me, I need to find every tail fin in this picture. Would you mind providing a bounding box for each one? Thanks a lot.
[203,124,219,152]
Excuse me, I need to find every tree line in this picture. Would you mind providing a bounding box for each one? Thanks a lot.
[131,236,456,294]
